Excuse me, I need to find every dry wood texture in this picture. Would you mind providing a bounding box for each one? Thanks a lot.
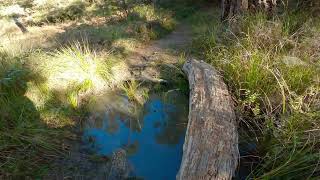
[177,59,239,180]
[221,0,278,20]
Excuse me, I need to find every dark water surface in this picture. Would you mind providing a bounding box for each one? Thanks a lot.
[81,91,189,179]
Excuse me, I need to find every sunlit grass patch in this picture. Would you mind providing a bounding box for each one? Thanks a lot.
[20,40,116,114]
[15,39,118,124]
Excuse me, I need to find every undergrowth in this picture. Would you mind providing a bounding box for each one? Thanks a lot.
[190,7,320,179]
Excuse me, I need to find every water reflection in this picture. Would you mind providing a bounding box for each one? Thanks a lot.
[82,91,188,180]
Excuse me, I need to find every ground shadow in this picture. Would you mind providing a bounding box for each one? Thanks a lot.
[0,56,89,178]
[0,64,66,178]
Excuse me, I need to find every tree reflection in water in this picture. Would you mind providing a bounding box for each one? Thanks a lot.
[82,90,188,180]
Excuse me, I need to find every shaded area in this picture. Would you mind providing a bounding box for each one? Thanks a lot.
[0,53,73,178]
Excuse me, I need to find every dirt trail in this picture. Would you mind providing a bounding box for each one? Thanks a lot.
[123,23,193,83]
[129,23,192,66]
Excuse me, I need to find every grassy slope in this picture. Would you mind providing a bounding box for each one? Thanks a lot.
[189,5,320,179]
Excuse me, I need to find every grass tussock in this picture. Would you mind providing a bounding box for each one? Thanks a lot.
[0,40,115,177]
[190,8,320,179]
[28,40,114,108]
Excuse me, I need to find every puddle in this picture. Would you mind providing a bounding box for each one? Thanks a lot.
[81,90,189,179]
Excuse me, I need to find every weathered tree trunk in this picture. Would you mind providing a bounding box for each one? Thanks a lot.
[221,0,278,20]
[221,0,245,20]
[177,59,239,180]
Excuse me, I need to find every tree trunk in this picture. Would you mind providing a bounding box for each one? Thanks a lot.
[221,0,250,20]
[177,59,239,180]
[221,0,278,20]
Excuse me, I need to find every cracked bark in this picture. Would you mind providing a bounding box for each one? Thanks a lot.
[177,59,239,180]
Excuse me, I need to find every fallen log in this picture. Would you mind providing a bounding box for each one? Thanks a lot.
[177,59,239,180]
